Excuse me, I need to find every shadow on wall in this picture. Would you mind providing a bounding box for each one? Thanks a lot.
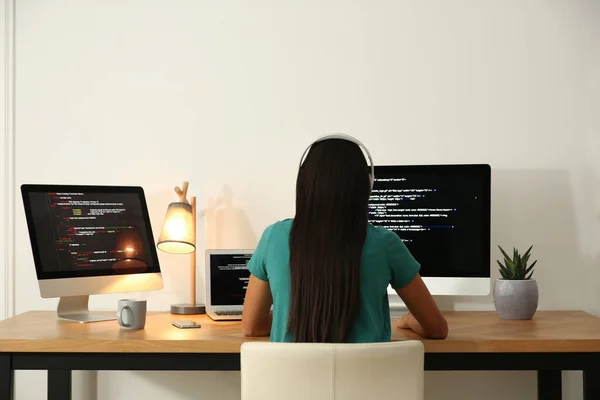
[436,168,599,314]
[203,185,257,249]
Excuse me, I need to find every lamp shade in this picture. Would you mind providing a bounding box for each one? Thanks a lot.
[157,202,195,254]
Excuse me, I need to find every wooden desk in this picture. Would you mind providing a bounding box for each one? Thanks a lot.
[0,311,599,400]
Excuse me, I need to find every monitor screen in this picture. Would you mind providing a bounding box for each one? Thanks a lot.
[368,164,490,278]
[21,185,161,280]
[209,252,253,306]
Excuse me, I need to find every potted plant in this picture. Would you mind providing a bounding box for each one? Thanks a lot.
[493,245,539,320]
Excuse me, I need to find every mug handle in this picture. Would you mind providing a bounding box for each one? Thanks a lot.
[117,305,133,328]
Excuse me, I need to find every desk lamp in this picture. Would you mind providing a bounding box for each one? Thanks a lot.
[157,181,205,314]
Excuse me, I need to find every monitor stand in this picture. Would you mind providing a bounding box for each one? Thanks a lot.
[57,295,117,323]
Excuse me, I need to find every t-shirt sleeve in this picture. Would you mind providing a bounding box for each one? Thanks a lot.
[386,230,421,289]
[247,223,275,282]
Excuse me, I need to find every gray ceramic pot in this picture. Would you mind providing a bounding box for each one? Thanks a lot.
[493,279,539,320]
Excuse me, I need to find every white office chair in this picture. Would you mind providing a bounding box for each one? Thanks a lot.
[241,340,424,400]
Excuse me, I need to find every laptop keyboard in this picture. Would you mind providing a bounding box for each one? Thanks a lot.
[215,311,243,316]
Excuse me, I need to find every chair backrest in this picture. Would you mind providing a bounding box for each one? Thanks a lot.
[241,341,424,400]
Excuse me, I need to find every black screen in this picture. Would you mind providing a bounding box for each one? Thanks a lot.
[21,185,161,280]
[210,253,253,306]
[368,165,490,278]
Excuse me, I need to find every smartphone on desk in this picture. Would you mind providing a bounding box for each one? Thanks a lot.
[172,320,201,329]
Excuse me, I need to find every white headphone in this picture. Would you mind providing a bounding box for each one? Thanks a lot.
[298,133,375,191]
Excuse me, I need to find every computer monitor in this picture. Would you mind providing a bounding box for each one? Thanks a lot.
[368,164,491,296]
[21,184,163,323]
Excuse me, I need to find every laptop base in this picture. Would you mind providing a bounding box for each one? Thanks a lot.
[207,311,243,321]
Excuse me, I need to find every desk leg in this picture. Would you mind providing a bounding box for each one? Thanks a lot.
[583,370,600,400]
[48,370,71,400]
[537,370,561,400]
[0,355,13,400]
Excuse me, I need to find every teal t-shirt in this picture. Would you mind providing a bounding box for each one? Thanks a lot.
[247,218,420,343]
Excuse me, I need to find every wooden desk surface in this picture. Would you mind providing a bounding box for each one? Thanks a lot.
[0,311,599,354]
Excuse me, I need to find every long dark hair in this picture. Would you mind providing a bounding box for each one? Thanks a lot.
[288,138,371,342]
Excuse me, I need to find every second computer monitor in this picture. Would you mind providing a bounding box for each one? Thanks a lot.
[21,184,163,322]
[368,164,491,295]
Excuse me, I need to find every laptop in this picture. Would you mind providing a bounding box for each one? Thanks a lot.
[205,249,254,321]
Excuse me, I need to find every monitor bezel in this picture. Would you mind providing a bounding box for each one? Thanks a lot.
[371,163,491,280]
[21,184,162,281]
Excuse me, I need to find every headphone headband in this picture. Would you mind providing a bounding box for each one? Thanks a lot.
[298,133,375,191]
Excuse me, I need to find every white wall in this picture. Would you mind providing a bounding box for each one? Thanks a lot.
[1,0,8,322]
[6,0,600,399]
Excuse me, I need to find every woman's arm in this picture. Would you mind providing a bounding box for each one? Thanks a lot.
[242,274,273,337]
[395,274,448,339]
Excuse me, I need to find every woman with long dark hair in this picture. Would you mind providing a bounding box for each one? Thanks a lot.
[242,136,447,342]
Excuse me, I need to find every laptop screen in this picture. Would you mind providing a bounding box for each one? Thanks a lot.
[209,252,253,306]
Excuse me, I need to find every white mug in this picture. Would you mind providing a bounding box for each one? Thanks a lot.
[117,299,147,330]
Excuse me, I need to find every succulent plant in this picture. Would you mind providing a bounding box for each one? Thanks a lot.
[497,245,537,280]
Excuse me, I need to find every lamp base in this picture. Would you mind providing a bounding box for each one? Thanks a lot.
[170,304,206,315]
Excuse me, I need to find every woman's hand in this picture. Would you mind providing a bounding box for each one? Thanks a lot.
[396,310,447,339]
[396,312,417,330]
